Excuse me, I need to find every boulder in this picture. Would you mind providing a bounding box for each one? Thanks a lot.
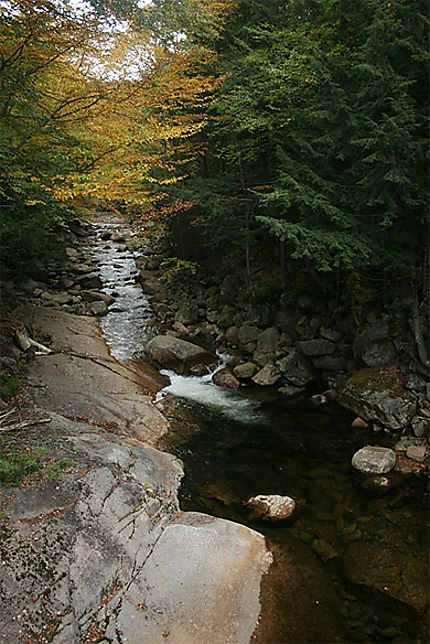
[361,340,397,367]
[89,301,108,316]
[312,355,347,371]
[353,317,390,361]
[75,273,103,290]
[81,290,114,305]
[146,335,216,375]
[246,494,296,521]
[0,421,272,642]
[233,362,258,380]
[338,368,417,431]
[319,327,342,342]
[298,339,336,357]
[351,446,396,474]
[256,327,280,354]
[225,326,239,345]
[277,349,314,387]
[252,364,281,386]
[212,368,240,389]
[238,325,260,346]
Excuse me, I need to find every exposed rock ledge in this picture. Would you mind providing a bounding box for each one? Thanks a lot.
[0,305,271,643]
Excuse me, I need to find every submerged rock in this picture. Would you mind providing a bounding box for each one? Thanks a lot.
[246,494,296,521]
[352,445,396,474]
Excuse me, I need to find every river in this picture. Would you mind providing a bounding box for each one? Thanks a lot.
[86,218,429,644]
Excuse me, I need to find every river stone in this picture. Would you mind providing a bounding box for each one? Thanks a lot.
[252,363,281,386]
[312,355,347,371]
[406,445,427,462]
[246,494,296,521]
[225,326,239,346]
[278,384,305,398]
[338,384,417,431]
[89,301,108,316]
[233,362,258,379]
[212,367,240,389]
[298,339,336,357]
[353,317,390,360]
[75,273,103,290]
[351,446,396,474]
[257,327,280,354]
[146,335,216,375]
[277,349,314,387]
[238,324,260,345]
[80,290,114,305]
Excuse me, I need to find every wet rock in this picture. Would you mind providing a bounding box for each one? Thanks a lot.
[360,473,401,495]
[225,326,239,346]
[252,363,281,386]
[89,301,108,316]
[146,335,216,375]
[75,273,103,290]
[81,290,114,306]
[351,446,396,474]
[298,339,336,357]
[212,367,240,389]
[277,349,315,387]
[344,542,428,612]
[246,494,296,521]
[233,362,258,379]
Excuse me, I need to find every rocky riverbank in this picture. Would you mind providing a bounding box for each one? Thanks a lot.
[0,218,272,643]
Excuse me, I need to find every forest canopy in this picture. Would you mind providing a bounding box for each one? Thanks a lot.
[0,0,428,309]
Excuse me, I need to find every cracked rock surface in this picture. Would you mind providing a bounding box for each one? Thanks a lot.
[0,305,270,643]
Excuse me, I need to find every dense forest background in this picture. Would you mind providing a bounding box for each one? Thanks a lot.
[0,0,428,320]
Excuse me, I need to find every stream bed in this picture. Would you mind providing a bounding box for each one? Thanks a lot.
[88,218,429,644]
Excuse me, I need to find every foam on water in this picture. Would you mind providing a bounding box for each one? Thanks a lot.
[158,368,264,424]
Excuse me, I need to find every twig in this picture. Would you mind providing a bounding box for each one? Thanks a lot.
[0,407,16,423]
[0,418,51,432]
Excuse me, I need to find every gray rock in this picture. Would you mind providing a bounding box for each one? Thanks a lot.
[233,362,258,379]
[320,327,342,342]
[81,290,114,305]
[405,374,427,392]
[338,376,417,431]
[312,355,347,371]
[246,494,296,521]
[361,340,397,367]
[89,301,108,316]
[146,335,216,375]
[65,247,79,259]
[353,318,390,360]
[76,273,103,290]
[277,349,315,387]
[257,327,280,354]
[50,293,74,305]
[298,339,336,357]
[411,416,429,438]
[351,446,396,474]
[175,300,200,326]
[225,326,239,346]
[252,364,281,386]
[238,324,260,345]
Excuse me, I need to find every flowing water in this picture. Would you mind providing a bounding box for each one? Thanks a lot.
[88,218,429,644]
